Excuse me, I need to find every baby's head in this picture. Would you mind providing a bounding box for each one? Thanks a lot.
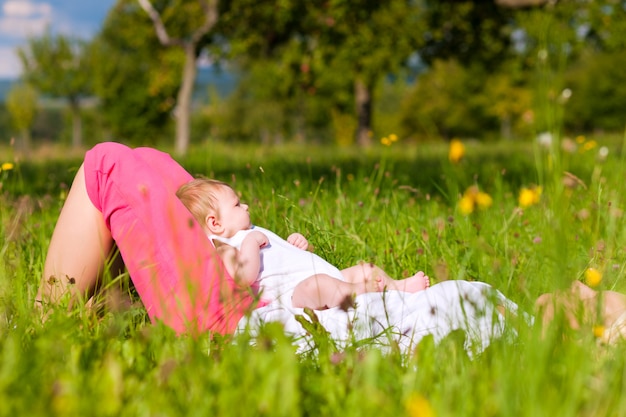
[177,178,229,229]
[177,178,250,237]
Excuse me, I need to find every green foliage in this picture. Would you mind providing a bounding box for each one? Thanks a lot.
[8,0,626,148]
[421,0,515,68]
[312,0,426,145]
[17,33,92,101]
[196,56,339,143]
[17,32,93,148]
[399,60,501,140]
[483,67,534,140]
[91,0,181,144]
[153,0,213,40]
[585,0,626,52]
[217,0,425,146]
[218,0,308,59]
[315,0,424,83]
[0,105,10,140]
[5,83,37,149]
[3,136,626,415]
[564,50,626,132]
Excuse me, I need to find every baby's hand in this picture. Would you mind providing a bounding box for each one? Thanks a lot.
[246,230,269,248]
[287,233,309,250]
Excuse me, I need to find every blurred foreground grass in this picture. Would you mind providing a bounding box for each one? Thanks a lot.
[2,136,626,416]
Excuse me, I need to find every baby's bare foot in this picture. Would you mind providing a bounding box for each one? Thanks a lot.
[398,271,430,293]
[365,274,385,292]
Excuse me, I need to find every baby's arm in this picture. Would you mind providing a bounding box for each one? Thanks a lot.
[220,230,268,287]
[287,232,310,251]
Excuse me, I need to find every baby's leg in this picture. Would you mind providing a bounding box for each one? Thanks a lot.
[340,262,430,293]
[292,273,379,310]
[38,164,114,310]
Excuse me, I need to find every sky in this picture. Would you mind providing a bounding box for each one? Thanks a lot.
[0,0,115,79]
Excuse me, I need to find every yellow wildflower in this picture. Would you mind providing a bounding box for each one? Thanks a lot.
[448,139,465,164]
[389,133,398,142]
[592,324,605,339]
[518,186,542,208]
[582,140,597,152]
[518,188,535,207]
[1,162,14,171]
[584,268,602,287]
[405,393,436,417]
[458,186,492,215]
[575,135,586,144]
[381,137,391,146]
[475,192,493,209]
[458,195,475,215]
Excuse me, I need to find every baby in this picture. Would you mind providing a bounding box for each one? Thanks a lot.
[176,178,430,310]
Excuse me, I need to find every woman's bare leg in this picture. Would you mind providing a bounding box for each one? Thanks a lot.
[340,262,430,293]
[291,273,379,310]
[37,163,114,310]
[534,281,599,333]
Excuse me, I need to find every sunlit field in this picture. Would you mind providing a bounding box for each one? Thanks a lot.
[2,135,626,416]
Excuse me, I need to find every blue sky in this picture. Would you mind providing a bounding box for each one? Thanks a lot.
[0,0,115,79]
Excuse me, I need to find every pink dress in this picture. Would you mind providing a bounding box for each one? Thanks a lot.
[83,142,254,335]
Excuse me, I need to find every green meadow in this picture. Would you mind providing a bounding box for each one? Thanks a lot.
[2,136,626,416]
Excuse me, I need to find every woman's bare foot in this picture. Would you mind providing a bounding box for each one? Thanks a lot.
[386,271,430,293]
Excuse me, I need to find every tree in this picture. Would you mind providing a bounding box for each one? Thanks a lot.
[17,32,91,148]
[399,59,499,140]
[218,0,424,147]
[137,0,218,155]
[5,83,37,151]
[483,68,533,140]
[585,0,626,53]
[92,0,181,144]
[216,1,322,143]
[420,0,515,69]
[310,0,425,146]
[564,50,626,132]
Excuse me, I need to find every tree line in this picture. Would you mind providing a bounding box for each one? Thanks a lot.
[3,0,626,155]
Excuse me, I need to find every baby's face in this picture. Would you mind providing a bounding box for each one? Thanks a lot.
[215,185,251,237]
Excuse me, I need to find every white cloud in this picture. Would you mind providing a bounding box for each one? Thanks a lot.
[3,0,52,18]
[0,1,53,39]
[0,46,21,78]
[0,15,51,38]
[0,0,115,78]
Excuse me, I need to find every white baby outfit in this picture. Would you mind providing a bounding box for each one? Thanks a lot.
[210,226,345,308]
[220,228,529,357]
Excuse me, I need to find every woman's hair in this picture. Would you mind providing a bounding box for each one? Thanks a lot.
[176,178,231,228]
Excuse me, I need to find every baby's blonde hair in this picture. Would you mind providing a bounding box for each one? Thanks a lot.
[176,178,231,228]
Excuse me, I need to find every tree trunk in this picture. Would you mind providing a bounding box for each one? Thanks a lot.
[138,0,218,156]
[354,78,373,147]
[175,45,198,156]
[69,97,82,148]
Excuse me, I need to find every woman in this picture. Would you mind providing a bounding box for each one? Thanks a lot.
[37,141,256,335]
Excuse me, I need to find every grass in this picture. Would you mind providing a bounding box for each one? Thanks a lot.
[2,135,626,416]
